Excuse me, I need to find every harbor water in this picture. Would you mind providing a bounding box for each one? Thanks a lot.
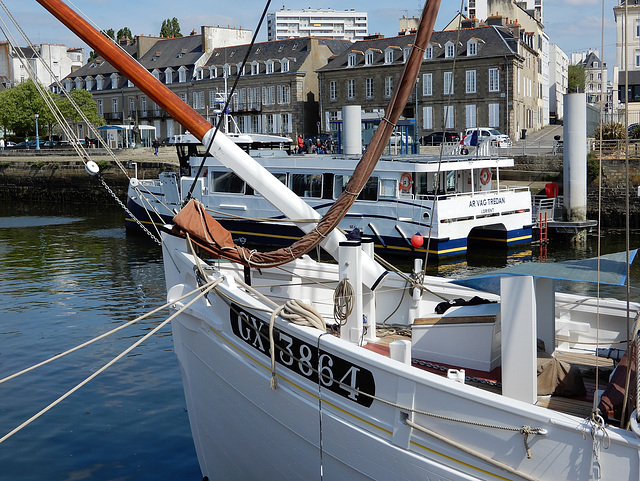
[0,201,639,480]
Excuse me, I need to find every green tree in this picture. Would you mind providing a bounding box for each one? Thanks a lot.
[0,80,55,139]
[568,64,585,93]
[160,17,182,38]
[594,122,626,140]
[56,89,104,139]
[103,28,115,40]
[116,27,133,44]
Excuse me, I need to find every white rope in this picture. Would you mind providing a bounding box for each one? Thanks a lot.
[0,283,211,385]
[0,278,221,445]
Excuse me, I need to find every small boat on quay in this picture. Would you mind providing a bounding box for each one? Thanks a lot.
[28,0,640,479]
[126,135,533,258]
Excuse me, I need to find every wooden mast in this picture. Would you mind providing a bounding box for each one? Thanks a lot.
[36,0,211,141]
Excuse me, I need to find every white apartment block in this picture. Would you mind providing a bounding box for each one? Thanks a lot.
[468,0,543,23]
[613,0,640,122]
[549,43,568,121]
[267,8,368,42]
[0,42,84,90]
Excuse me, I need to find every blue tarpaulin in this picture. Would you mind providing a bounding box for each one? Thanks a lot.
[452,250,637,294]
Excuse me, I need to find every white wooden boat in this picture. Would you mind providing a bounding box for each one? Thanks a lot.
[38,0,640,479]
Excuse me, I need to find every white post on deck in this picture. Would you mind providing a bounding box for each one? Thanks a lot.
[339,241,364,345]
[501,276,537,404]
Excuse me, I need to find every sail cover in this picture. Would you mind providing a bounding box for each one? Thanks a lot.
[452,250,637,293]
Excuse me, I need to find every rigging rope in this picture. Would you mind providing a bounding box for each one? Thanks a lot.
[0,279,221,445]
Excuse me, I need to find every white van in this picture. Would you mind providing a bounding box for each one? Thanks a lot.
[464,128,512,148]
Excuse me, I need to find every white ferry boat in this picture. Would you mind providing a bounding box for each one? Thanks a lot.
[126,138,533,258]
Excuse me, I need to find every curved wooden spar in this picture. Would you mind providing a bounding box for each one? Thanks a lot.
[36,0,211,141]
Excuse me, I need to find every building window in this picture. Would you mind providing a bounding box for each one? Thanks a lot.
[347,79,355,100]
[223,64,231,77]
[465,70,476,94]
[262,86,275,106]
[277,84,290,104]
[178,67,187,83]
[465,104,476,128]
[489,103,500,127]
[444,71,454,95]
[193,91,204,110]
[266,59,274,74]
[112,98,119,115]
[329,80,337,101]
[424,45,433,60]
[348,53,357,67]
[636,49,640,68]
[209,66,217,78]
[422,73,432,96]
[237,63,245,76]
[403,46,411,63]
[165,69,173,84]
[365,50,374,65]
[110,73,118,89]
[96,75,104,90]
[385,48,394,64]
[251,61,259,75]
[467,39,477,56]
[445,41,455,58]
[443,105,454,129]
[86,77,93,91]
[422,106,433,130]
[365,78,373,99]
[129,96,136,116]
[179,93,187,104]
[489,68,500,92]
[636,19,640,37]
[97,99,103,116]
[384,76,393,98]
[281,58,289,73]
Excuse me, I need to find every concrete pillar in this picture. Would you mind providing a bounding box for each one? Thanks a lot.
[563,93,587,222]
[342,105,362,155]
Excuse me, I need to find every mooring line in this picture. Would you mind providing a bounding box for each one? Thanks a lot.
[0,279,220,445]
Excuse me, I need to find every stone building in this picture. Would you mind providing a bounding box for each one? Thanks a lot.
[0,42,84,90]
[317,24,540,143]
[613,0,640,124]
[63,29,350,141]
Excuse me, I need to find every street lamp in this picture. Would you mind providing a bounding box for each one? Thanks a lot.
[35,113,40,150]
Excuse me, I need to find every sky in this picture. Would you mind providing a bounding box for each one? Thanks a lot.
[7,0,621,68]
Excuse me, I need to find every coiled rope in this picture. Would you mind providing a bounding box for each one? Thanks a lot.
[333,278,354,326]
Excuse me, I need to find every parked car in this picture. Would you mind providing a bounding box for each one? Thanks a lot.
[160,137,172,146]
[389,131,413,145]
[464,128,512,147]
[419,131,460,145]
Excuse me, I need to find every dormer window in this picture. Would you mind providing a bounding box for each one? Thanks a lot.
[177,48,187,58]
[365,50,374,65]
[178,66,187,83]
[445,41,455,58]
[85,77,93,90]
[74,77,84,90]
[237,63,244,76]
[384,47,394,64]
[424,45,433,60]
[593,61,599,68]
[96,75,104,90]
[209,66,217,78]
[467,39,478,56]
[281,58,290,73]
[127,79,134,88]
[152,69,160,81]
[195,67,204,80]
[64,78,72,92]
[223,63,231,77]
[266,59,274,74]
[251,61,259,75]
[348,53,357,67]
[110,73,118,89]
[164,68,173,84]
[403,46,411,63]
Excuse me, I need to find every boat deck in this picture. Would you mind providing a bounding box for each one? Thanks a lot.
[365,330,617,419]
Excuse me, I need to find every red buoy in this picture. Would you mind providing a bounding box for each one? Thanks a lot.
[411,234,424,248]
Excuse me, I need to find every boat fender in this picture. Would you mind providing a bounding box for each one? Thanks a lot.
[479,168,491,185]
[410,233,424,248]
[399,172,413,192]
[85,160,100,176]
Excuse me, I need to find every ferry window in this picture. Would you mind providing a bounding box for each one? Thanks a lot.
[333,174,378,201]
[291,174,322,198]
[322,173,334,199]
[445,171,456,192]
[379,179,397,198]
[415,172,436,196]
[212,171,244,194]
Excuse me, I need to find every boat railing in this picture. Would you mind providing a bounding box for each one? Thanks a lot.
[415,185,530,202]
[532,194,564,222]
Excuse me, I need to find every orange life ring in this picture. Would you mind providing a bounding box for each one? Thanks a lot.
[479,168,491,185]
[399,172,413,192]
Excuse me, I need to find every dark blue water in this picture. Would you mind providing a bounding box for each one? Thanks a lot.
[0,202,638,481]
[0,203,201,481]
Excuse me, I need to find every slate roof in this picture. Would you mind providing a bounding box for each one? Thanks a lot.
[318,26,520,72]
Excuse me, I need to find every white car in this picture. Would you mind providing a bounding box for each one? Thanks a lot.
[464,128,512,148]
[389,131,413,145]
